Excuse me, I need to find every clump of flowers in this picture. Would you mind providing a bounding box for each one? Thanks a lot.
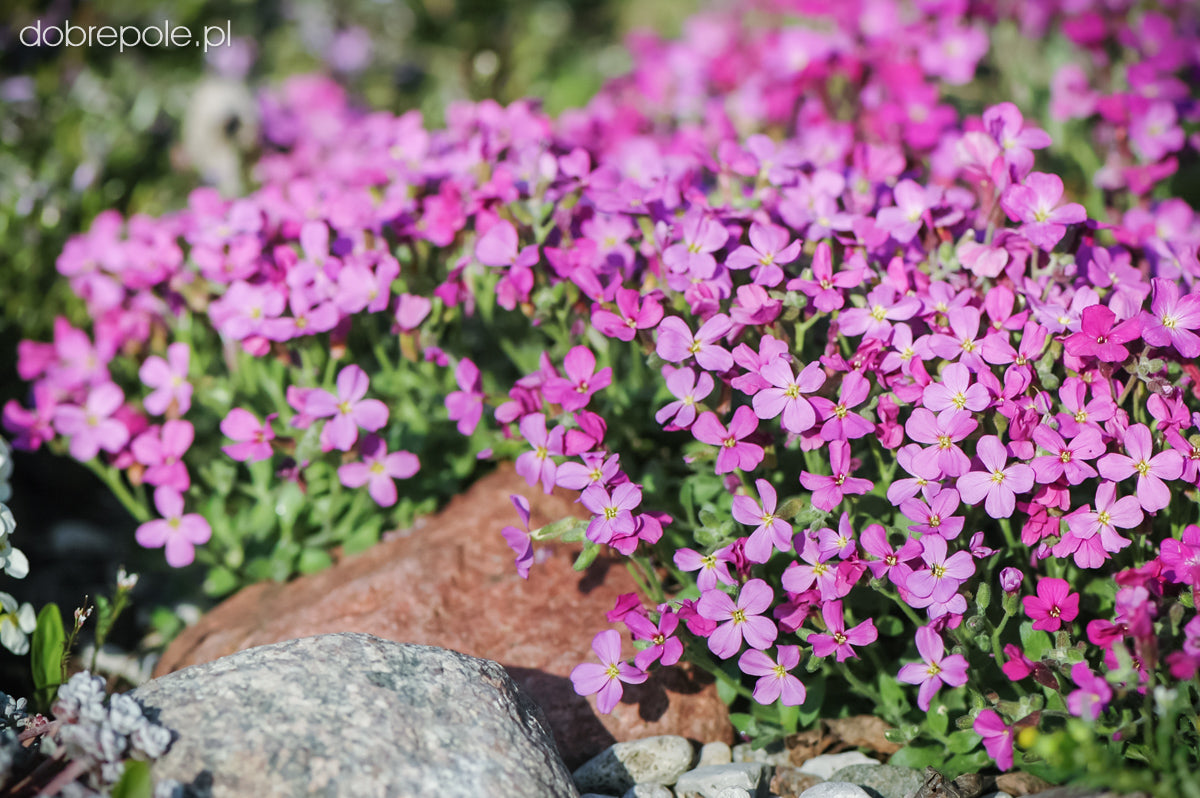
[8,0,1200,791]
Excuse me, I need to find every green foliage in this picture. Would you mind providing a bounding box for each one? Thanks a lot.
[31,603,65,710]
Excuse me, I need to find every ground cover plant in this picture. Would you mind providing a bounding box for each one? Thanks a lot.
[6,0,1200,792]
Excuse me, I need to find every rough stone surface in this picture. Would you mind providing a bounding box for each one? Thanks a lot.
[674,763,769,798]
[798,783,872,798]
[131,633,578,798]
[698,741,733,768]
[732,741,791,767]
[573,736,696,794]
[155,464,732,768]
[828,765,924,798]
[770,766,825,798]
[798,752,880,779]
[716,789,753,798]
[623,785,675,798]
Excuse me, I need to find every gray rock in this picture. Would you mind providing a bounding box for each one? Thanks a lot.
[623,785,675,798]
[829,764,924,798]
[732,741,790,768]
[798,783,872,798]
[699,741,733,767]
[798,752,879,779]
[675,763,769,798]
[980,793,1014,798]
[716,789,753,798]
[573,736,695,794]
[130,633,578,798]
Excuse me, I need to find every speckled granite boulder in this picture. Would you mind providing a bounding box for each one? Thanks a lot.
[131,633,579,798]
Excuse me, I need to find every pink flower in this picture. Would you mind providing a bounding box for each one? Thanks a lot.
[786,242,864,312]
[956,436,1034,519]
[900,488,964,540]
[800,440,873,511]
[626,611,684,671]
[1141,278,1200,358]
[904,409,977,479]
[1023,577,1080,632]
[515,413,565,493]
[1097,423,1184,512]
[1063,304,1142,363]
[974,710,1014,771]
[751,359,825,434]
[1000,172,1087,250]
[674,546,736,591]
[500,494,534,579]
[139,342,192,416]
[337,434,420,507]
[394,293,432,331]
[662,208,728,279]
[725,223,801,286]
[305,365,390,452]
[811,371,874,441]
[921,363,990,414]
[692,407,764,474]
[1067,662,1112,721]
[656,314,734,373]
[445,358,485,436]
[581,482,642,545]
[698,579,778,659]
[1030,426,1104,485]
[543,346,612,412]
[738,646,806,706]
[220,408,277,462]
[906,535,976,604]
[570,629,648,714]
[53,382,130,462]
[656,367,714,430]
[135,486,212,568]
[897,626,970,711]
[733,479,793,563]
[592,288,663,342]
[808,600,878,662]
[131,419,194,491]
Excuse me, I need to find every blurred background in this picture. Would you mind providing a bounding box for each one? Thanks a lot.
[0,0,695,690]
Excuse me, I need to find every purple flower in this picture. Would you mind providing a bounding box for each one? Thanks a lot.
[1030,425,1104,485]
[662,208,728,279]
[751,359,825,434]
[698,578,778,659]
[135,486,212,568]
[306,365,390,452]
[1063,304,1142,363]
[733,479,793,563]
[900,488,964,540]
[581,482,642,545]
[1023,577,1079,632]
[570,629,647,714]
[656,367,714,430]
[445,358,485,436]
[839,285,921,340]
[738,646,806,706]
[220,408,276,462]
[500,494,534,579]
[53,382,130,462]
[337,434,419,507]
[592,288,664,342]
[956,436,1034,519]
[808,600,877,662]
[725,223,801,286]
[786,243,864,312]
[876,180,930,243]
[656,315,734,373]
[1141,278,1200,358]
[543,346,612,412]
[974,710,1014,771]
[904,408,977,479]
[906,535,976,604]
[811,371,874,442]
[1097,423,1183,513]
[1000,172,1087,250]
[132,419,194,492]
[515,413,565,493]
[1066,662,1112,721]
[139,342,192,416]
[897,626,970,711]
[626,611,684,671]
[674,546,736,591]
[692,407,764,474]
[800,440,873,511]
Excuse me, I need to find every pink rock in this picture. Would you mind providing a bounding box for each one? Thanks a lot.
[155,463,732,767]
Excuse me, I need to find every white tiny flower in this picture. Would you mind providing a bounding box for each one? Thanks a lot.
[0,603,35,656]
[0,504,14,541]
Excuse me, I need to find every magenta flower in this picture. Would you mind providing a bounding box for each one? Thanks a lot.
[1097,423,1184,512]
[499,494,534,580]
[1141,278,1200,358]
[543,346,612,412]
[337,434,419,507]
[733,479,793,563]
[656,314,735,373]
[135,486,212,568]
[900,488,964,540]
[1000,172,1087,250]
[514,413,565,493]
[1030,425,1104,485]
[1023,577,1080,632]
[752,359,825,434]
[810,371,874,441]
[897,626,970,711]
[656,367,714,430]
[692,407,764,474]
[906,535,976,604]
[1063,304,1142,363]
[53,382,130,462]
[860,523,920,583]
[394,293,432,331]
[698,579,778,659]
[673,546,736,591]
[445,358,485,436]
[220,408,277,462]
[974,710,1014,771]
[139,342,192,416]
[738,646,806,706]
[1000,568,1024,594]
[662,208,728,279]
[305,365,390,452]
[786,242,864,313]
[725,223,801,285]
[581,482,642,545]
[800,440,873,512]
[626,611,684,671]
[808,601,878,662]
[570,629,648,714]
[922,363,990,414]
[1066,662,1112,721]
[956,436,1034,519]
[592,288,663,342]
[839,284,921,340]
[905,409,977,479]
[876,180,930,243]
[131,419,194,492]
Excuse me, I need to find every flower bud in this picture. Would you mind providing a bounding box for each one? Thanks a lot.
[1000,567,1023,594]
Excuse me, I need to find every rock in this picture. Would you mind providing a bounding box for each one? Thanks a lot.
[823,717,903,756]
[994,774,1054,797]
[733,741,791,767]
[716,789,753,798]
[624,785,675,798]
[699,741,733,767]
[981,792,1015,798]
[155,464,732,768]
[573,736,696,794]
[770,766,825,798]
[798,753,880,780]
[131,633,578,798]
[799,784,871,798]
[829,764,924,798]
[674,763,769,798]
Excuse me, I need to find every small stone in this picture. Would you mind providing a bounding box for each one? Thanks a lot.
[770,766,824,798]
[994,773,1054,797]
[624,784,675,798]
[581,794,619,798]
[716,789,753,798]
[732,741,791,767]
[798,783,871,798]
[674,763,769,798]
[574,736,695,795]
[829,764,924,798]
[699,742,733,767]
[798,752,880,780]
[980,792,1014,798]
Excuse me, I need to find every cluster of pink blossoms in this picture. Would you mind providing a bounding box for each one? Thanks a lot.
[6,0,1200,769]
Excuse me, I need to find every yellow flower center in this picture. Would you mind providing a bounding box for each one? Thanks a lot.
[731,609,747,624]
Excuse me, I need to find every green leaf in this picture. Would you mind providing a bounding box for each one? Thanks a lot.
[110,760,154,798]
[1019,621,1053,661]
[531,516,587,542]
[795,672,825,730]
[573,541,600,571]
[777,701,801,735]
[716,675,739,706]
[879,672,908,716]
[729,712,757,736]
[947,728,981,754]
[875,616,904,636]
[203,566,240,597]
[297,548,333,575]
[32,603,65,709]
[342,518,382,555]
[698,507,723,529]
[927,702,950,737]
[889,742,945,770]
[941,749,993,779]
